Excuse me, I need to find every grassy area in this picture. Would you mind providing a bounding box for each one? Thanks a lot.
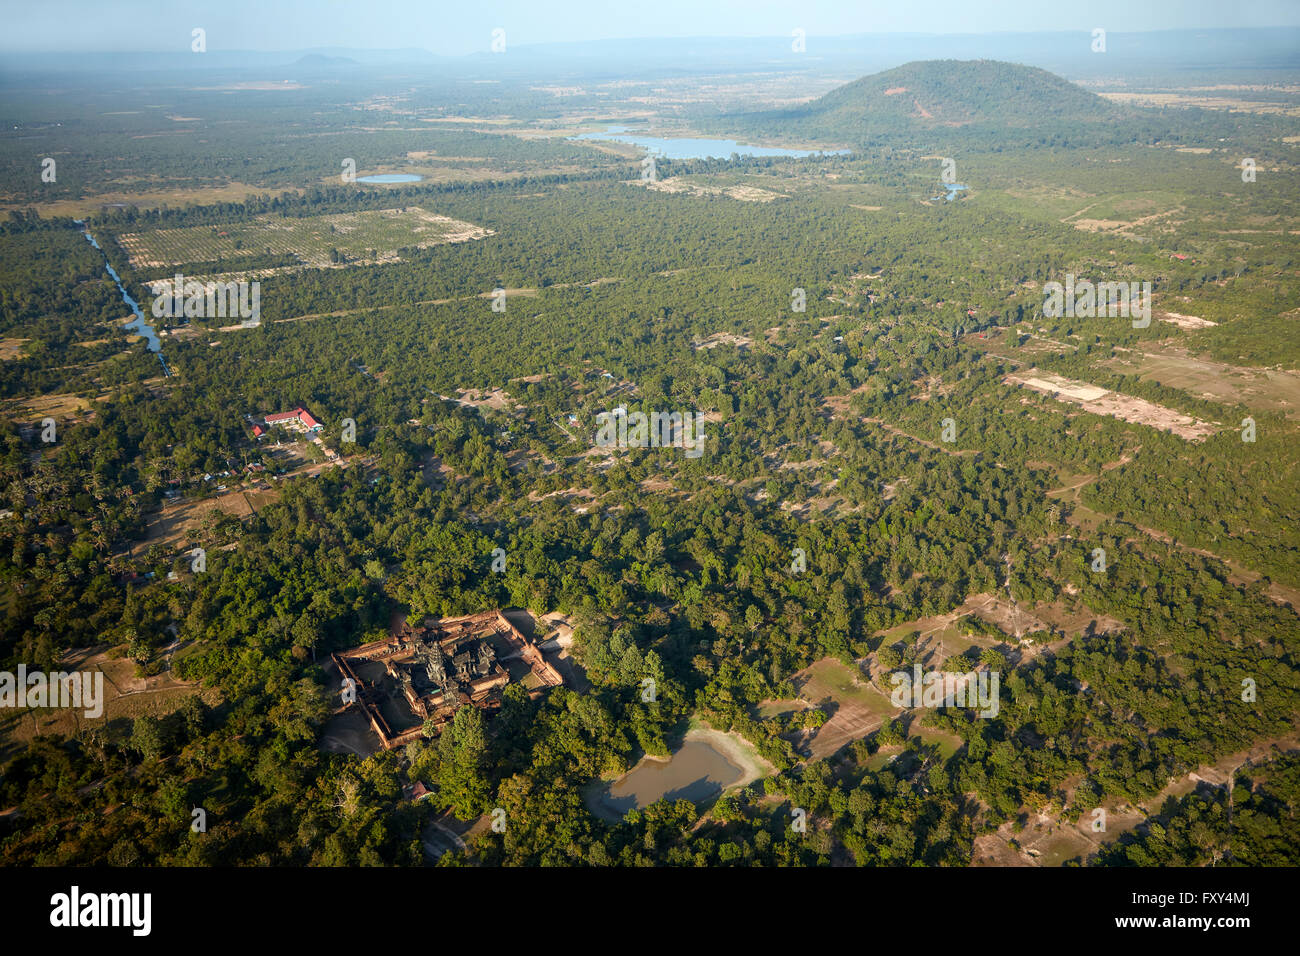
[117,206,493,271]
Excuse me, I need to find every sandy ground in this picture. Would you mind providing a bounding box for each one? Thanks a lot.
[687,725,774,789]
[1007,369,1218,441]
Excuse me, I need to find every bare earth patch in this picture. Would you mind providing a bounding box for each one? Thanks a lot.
[1158,311,1218,330]
[130,487,266,558]
[1007,369,1218,441]
[629,177,787,202]
[693,331,753,350]
[780,659,899,760]
[1104,347,1300,419]
[120,206,493,271]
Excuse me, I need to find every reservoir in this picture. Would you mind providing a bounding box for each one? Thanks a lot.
[77,223,170,376]
[586,735,747,821]
[356,173,424,183]
[573,125,850,160]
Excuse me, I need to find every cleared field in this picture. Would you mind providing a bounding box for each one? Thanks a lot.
[130,486,268,558]
[1104,347,1300,420]
[1099,91,1300,116]
[5,392,93,425]
[1157,310,1217,330]
[117,206,494,270]
[0,182,303,220]
[783,658,899,760]
[974,736,1300,866]
[1007,369,1218,441]
[633,176,788,202]
[0,645,214,760]
[877,594,1036,651]
[972,806,1144,866]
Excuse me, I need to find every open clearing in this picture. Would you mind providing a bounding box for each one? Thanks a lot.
[972,805,1146,866]
[1104,347,1300,419]
[130,486,271,558]
[0,644,215,760]
[117,206,493,270]
[1156,310,1217,330]
[0,182,302,220]
[1099,91,1300,116]
[632,176,788,202]
[5,392,93,426]
[779,658,899,760]
[693,331,754,350]
[974,734,1300,866]
[1007,369,1218,440]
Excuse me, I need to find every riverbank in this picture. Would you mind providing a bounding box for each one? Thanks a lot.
[76,222,170,376]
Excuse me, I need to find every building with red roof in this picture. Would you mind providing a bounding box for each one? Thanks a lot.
[263,407,323,433]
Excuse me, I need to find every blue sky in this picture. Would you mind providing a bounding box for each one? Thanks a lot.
[1,0,1297,53]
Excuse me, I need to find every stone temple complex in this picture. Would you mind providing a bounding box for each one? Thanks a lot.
[331,610,563,749]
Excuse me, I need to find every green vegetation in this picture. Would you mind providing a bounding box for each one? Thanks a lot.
[1,56,1297,867]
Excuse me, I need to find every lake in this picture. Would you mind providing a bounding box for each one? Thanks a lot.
[587,736,747,821]
[572,125,850,160]
[356,173,424,183]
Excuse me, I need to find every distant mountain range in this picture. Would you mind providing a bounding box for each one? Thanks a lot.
[292,53,358,68]
[3,28,1297,79]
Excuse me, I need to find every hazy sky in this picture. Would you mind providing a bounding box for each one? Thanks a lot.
[2,0,1297,54]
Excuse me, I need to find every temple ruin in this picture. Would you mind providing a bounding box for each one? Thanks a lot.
[331,610,564,750]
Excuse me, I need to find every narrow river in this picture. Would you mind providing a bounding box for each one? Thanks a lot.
[76,222,170,377]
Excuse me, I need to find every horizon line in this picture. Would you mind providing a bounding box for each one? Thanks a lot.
[3,24,1298,58]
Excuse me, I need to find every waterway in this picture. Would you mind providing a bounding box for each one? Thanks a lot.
[931,183,969,202]
[76,222,170,376]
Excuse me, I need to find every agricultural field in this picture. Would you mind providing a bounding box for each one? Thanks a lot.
[116,206,494,271]
[1102,346,1300,419]
[783,658,899,759]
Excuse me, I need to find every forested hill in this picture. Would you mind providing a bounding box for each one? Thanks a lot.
[806,60,1114,127]
[726,59,1136,148]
